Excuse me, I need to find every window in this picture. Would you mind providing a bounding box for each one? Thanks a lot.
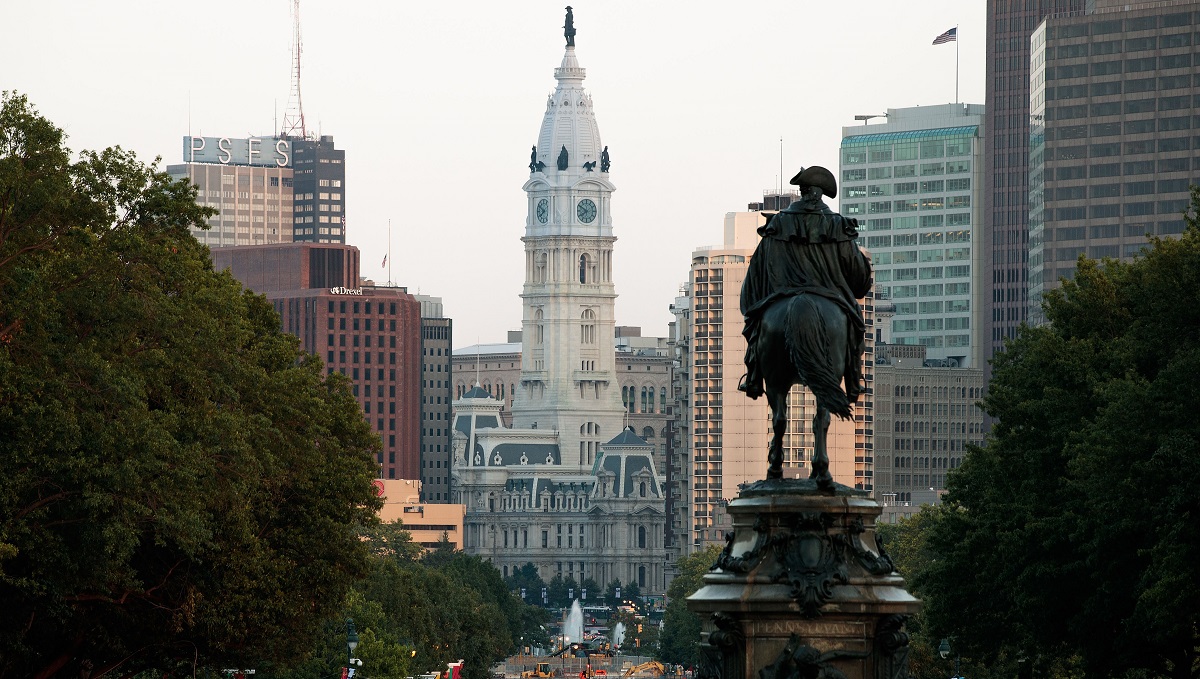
[1160,54,1192,69]
[581,309,597,344]
[868,167,893,180]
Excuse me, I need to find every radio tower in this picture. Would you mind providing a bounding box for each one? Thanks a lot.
[280,0,307,139]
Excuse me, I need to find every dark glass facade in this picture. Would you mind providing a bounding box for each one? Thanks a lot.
[984,0,1086,359]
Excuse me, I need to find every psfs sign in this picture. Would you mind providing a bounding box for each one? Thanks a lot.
[184,136,291,167]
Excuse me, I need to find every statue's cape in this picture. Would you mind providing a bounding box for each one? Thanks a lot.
[759,198,860,244]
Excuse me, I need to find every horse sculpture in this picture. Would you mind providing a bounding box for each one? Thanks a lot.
[755,293,852,487]
[739,166,871,489]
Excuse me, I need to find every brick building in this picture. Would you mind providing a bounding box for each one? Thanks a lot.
[211,243,423,479]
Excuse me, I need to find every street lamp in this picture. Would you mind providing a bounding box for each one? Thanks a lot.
[347,619,361,678]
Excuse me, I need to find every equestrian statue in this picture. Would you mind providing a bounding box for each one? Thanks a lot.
[738,166,872,488]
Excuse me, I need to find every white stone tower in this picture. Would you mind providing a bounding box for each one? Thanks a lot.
[512,8,625,470]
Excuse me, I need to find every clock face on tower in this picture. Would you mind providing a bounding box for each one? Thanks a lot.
[537,198,549,223]
[577,198,597,223]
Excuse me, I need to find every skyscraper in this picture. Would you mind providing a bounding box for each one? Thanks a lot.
[984,0,1086,358]
[210,243,424,480]
[290,136,347,244]
[840,104,986,369]
[674,196,875,553]
[168,135,295,248]
[1029,2,1200,320]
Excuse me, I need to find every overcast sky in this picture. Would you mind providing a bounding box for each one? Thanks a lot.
[4,1,984,346]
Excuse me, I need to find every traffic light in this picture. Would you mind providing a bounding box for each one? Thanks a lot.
[637,624,642,634]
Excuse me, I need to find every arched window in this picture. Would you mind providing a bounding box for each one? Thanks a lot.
[581,309,597,344]
[534,309,544,345]
[640,387,648,413]
[642,426,655,440]
[536,252,548,283]
[648,387,656,413]
[579,254,589,283]
[639,482,647,498]
[638,526,646,548]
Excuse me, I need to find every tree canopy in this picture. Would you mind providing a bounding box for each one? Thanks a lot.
[917,194,1200,679]
[658,544,722,667]
[0,93,382,678]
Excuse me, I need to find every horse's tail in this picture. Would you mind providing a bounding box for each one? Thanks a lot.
[784,295,853,420]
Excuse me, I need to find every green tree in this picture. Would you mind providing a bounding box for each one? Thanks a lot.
[918,197,1200,679]
[0,93,383,678]
[507,561,547,603]
[580,576,602,604]
[658,545,721,667]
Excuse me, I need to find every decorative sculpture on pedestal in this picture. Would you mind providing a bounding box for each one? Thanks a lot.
[688,165,918,679]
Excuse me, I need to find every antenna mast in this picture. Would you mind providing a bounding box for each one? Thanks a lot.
[280,0,307,139]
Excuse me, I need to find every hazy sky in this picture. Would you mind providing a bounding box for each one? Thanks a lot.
[4,1,984,346]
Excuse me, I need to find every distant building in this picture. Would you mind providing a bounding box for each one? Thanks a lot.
[673,197,876,554]
[168,133,347,247]
[167,135,295,248]
[985,0,1087,358]
[870,343,986,507]
[376,479,466,550]
[452,329,673,472]
[1029,1,1200,321]
[450,16,669,594]
[290,136,347,244]
[210,242,423,480]
[417,296,454,502]
[840,104,986,369]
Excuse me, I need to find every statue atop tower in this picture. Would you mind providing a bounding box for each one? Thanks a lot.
[564,6,576,47]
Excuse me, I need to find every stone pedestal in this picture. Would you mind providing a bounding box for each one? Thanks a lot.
[687,479,919,679]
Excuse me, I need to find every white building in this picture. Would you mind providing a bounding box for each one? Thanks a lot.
[839,104,986,369]
[451,14,669,594]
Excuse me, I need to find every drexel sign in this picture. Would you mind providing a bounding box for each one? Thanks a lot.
[330,287,363,295]
[184,136,291,167]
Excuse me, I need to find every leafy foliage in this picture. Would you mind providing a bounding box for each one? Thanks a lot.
[0,93,383,678]
[658,545,722,667]
[273,527,550,679]
[918,196,1200,679]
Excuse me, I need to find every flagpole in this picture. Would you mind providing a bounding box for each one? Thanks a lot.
[956,24,960,106]
[388,218,393,285]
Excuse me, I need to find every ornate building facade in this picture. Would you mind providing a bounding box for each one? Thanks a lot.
[450,13,669,595]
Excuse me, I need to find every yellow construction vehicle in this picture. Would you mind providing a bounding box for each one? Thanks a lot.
[621,662,665,677]
[521,662,555,679]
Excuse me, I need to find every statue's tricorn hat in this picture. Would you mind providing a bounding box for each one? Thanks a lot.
[789,166,837,199]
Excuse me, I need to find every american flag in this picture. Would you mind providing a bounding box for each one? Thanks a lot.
[933,27,957,45]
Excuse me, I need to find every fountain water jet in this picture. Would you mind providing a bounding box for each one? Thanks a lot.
[563,600,584,647]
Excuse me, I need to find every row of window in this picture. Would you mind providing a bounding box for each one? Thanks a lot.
[328,334,398,348]
[1053,103,1198,127]
[1050,75,1198,100]
[1052,54,1194,79]
[845,196,972,215]
[842,160,971,182]
[1051,200,1191,220]
[842,139,972,164]
[327,351,399,365]
[1049,157,1195,180]
[844,179,971,198]
[1052,119,1195,141]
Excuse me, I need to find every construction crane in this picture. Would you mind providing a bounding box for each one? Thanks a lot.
[279,0,307,139]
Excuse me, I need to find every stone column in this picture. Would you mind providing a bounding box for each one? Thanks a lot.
[687,480,919,679]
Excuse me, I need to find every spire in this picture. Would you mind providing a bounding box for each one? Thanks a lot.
[534,8,601,177]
